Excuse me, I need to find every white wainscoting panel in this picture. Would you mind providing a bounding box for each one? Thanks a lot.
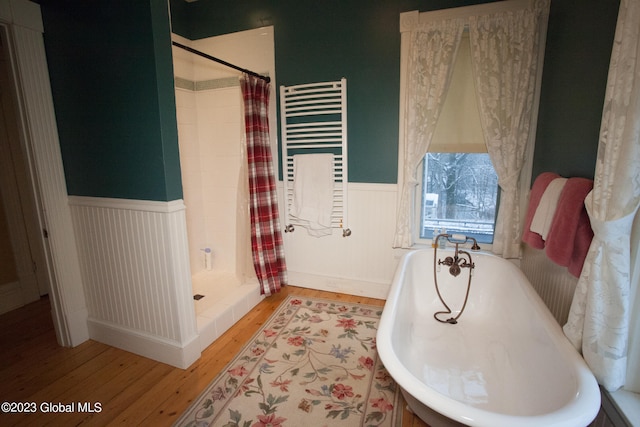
[69,196,200,368]
[280,183,400,299]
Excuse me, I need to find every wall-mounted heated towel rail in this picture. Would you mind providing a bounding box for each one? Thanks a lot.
[280,78,351,237]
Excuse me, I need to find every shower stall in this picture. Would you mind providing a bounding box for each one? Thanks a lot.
[171,27,277,350]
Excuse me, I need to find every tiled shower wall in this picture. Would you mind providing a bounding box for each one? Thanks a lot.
[174,87,204,275]
[172,29,275,279]
[175,82,247,277]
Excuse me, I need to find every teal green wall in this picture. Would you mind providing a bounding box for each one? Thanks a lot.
[534,0,619,179]
[171,0,619,183]
[40,0,182,201]
[39,0,619,200]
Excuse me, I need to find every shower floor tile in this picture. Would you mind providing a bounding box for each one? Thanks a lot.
[192,270,241,315]
[191,270,264,351]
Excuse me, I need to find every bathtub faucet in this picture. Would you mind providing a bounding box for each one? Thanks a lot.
[436,234,477,277]
[433,234,477,324]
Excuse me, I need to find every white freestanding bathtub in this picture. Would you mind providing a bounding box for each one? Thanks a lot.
[377,248,600,427]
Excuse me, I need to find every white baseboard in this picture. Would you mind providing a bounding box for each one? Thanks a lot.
[0,276,44,315]
[88,318,201,369]
[287,271,390,300]
[0,282,24,315]
[65,306,90,347]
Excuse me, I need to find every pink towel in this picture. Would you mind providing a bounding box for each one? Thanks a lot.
[522,172,560,249]
[545,177,594,277]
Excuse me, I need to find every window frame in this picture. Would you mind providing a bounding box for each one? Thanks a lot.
[398,0,546,250]
[413,152,500,248]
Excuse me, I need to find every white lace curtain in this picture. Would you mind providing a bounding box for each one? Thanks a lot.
[393,1,548,256]
[393,18,464,248]
[468,9,544,258]
[563,0,640,392]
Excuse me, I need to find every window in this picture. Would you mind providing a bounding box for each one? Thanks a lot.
[415,31,499,245]
[419,153,498,243]
[396,2,547,253]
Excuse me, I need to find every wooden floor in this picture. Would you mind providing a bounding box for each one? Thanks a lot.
[0,286,427,427]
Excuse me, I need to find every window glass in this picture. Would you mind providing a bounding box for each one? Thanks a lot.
[419,153,498,244]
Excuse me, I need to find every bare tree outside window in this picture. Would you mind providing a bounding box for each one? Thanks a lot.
[420,153,498,243]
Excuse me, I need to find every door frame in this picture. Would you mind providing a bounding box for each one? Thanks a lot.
[0,24,50,314]
[0,0,88,347]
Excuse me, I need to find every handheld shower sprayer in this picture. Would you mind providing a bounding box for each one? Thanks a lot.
[436,233,481,251]
[433,233,480,324]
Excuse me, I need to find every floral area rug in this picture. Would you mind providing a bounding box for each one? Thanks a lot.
[174,296,402,427]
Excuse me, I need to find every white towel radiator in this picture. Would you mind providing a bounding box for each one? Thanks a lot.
[280,78,351,236]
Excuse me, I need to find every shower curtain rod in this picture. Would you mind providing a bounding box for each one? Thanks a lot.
[172,41,271,83]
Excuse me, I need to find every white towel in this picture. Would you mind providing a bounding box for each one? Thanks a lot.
[530,177,567,240]
[290,153,334,237]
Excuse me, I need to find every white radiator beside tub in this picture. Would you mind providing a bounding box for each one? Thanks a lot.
[520,244,579,326]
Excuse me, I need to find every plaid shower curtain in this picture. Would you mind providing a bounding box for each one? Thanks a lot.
[241,74,287,295]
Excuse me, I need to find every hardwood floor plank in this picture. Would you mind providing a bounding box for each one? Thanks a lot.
[0,285,428,427]
[42,355,167,427]
[0,341,111,400]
